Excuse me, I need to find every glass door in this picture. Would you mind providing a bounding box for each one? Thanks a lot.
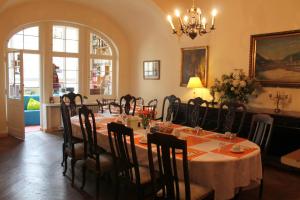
[6,50,25,140]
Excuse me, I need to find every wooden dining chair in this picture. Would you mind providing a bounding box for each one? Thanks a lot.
[60,101,84,186]
[120,94,137,115]
[157,95,181,122]
[185,97,209,128]
[215,101,247,135]
[96,99,104,113]
[107,122,156,200]
[109,102,122,114]
[79,105,114,199]
[148,98,158,108]
[61,91,83,116]
[235,114,274,200]
[136,96,145,106]
[147,132,214,200]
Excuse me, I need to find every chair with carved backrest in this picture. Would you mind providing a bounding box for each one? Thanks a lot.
[157,95,181,122]
[96,99,104,113]
[60,101,84,186]
[107,122,157,199]
[120,94,137,116]
[185,97,209,128]
[136,97,145,107]
[147,132,214,200]
[61,92,83,116]
[215,101,247,135]
[236,114,274,200]
[79,105,114,199]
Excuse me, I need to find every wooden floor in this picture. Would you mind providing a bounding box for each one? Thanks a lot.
[0,131,299,200]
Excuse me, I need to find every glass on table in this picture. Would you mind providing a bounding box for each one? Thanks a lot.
[218,142,226,152]
[194,126,203,136]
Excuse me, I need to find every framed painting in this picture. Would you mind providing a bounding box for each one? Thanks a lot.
[143,60,160,80]
[250,30,300,87]
[180,46,208,87]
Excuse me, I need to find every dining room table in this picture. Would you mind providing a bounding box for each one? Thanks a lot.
[70,113,262,200]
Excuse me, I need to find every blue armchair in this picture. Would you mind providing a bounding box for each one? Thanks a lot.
[24,95,40,126]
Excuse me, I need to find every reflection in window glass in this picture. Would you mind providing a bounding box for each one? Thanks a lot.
[53,57,79,96]
[53,25,79,53]
[8,26,39,50]
[90,33,112,55]
[89,59,112,95]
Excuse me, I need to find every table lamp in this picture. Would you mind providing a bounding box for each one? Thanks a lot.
[187,76,203,97]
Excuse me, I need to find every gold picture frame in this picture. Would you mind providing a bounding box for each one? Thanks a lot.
[180,46,208,87]
[249,30,300,87]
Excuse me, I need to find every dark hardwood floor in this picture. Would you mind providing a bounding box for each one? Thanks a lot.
[0,131,299,200]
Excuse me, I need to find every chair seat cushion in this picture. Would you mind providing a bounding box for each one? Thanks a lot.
[85,153,114,173]
[157,181,213,200]
[65,143,84,159]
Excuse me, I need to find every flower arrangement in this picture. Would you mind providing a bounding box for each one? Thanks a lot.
[138,108,156,129]
[210,69,260,103]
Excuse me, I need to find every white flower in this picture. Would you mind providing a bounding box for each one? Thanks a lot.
[240,80,246,87]
[232,80,240,87]
[231,87,235,91]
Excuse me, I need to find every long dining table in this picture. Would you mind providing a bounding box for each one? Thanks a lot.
[71,113,262,200]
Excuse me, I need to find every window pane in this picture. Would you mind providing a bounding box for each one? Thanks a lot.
[89,59,112,95]
[53,26,64,39]
[66,40,78,53]
[24,54,40,89]
[24,27,39,36]
[66,27,78,40]
[8,26,39,50]
[53,56,79,96]
[90,33,112,56]
[53,38,64,52]
[8,34,23,49]
[24,36,39,50]
[66,57,78,70]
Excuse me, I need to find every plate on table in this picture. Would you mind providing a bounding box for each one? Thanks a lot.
[139,137,147,144]
[230,148,245,153]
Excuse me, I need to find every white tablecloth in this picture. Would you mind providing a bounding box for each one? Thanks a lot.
[71,115,262,200]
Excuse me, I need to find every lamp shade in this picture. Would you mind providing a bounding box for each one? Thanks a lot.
[187,77,203,88]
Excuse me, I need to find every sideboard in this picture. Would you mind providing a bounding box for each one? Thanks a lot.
[175,103,300,160]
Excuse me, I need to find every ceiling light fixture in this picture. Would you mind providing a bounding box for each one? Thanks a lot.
[166,0,217,39]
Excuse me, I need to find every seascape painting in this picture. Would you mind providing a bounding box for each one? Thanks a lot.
[250,30,300,87]
[181,46,208,87]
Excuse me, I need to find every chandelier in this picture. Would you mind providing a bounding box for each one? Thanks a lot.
[166,0,217,39]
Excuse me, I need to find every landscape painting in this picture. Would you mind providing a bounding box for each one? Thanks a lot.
[250,30,300,87]
[181,46,208,87]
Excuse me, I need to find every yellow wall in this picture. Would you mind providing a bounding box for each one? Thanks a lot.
[0,0,130,136]
[130,0,300,112]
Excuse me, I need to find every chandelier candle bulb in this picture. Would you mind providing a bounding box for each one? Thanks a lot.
[167,15,175,30]
[211,9,217,27]
[202,17,207,29]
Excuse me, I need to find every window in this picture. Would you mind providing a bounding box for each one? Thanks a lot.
[53,57,79,95]
[89,33,113,95]
[8,26,39,50]
[7,26,40,96]
[53,25,79,53]
[52,25,79,96]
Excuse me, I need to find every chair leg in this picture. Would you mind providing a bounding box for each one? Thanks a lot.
[71,159,76,187]
[63,155,68,176]
[96,173,100,200]
[259,179,264,200]
[114,171,119,200]
[61,143,65,166]
[81,165,86,190]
